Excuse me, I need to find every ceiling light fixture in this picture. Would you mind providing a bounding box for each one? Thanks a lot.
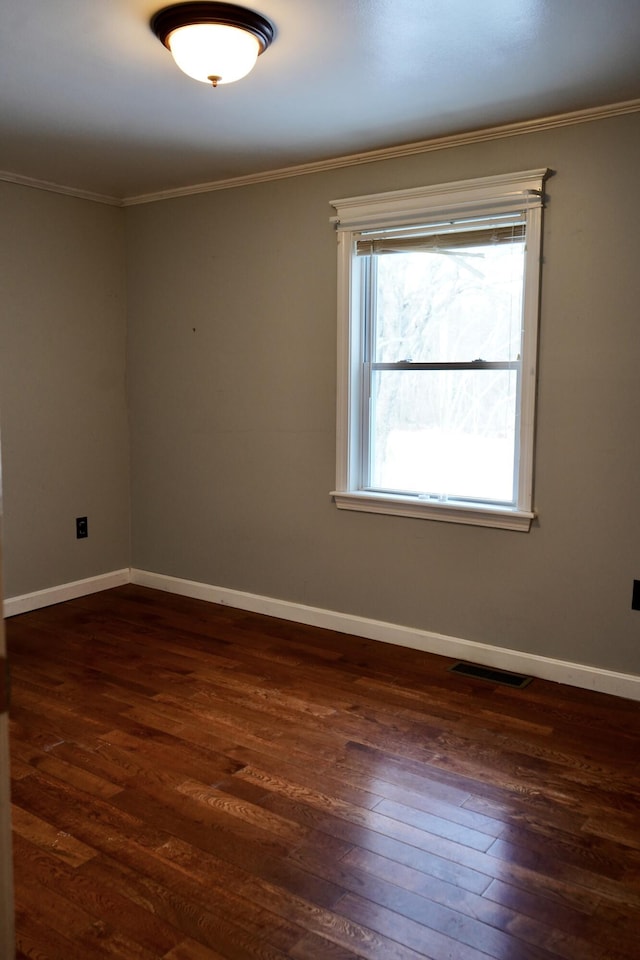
[151,2,274,87]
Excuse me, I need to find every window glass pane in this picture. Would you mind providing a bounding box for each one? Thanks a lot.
[373,241,525,364]
[369,369,517,503]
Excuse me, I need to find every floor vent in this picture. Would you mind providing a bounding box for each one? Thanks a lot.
[448,661,533,688]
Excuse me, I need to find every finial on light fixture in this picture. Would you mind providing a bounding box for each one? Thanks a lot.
[151,2,274,87]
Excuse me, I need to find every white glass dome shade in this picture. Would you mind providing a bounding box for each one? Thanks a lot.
[168,22,260,84]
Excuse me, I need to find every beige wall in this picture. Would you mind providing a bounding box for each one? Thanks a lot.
[0,184,130,598]
[126,111,640,676]
[1,112,638,677]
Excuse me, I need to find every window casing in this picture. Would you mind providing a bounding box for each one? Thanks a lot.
[330,170,548,531]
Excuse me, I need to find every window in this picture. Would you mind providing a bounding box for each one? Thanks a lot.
[330,169,548,531]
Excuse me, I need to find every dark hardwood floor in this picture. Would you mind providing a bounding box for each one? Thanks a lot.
[6,584,640,960]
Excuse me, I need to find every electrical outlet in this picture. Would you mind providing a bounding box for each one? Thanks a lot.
[632,580,640,611]
[76,516,88,539]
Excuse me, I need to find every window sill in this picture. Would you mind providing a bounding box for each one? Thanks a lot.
[331,490,535,531]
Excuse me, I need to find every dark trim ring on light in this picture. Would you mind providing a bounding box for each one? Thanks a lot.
[151,2,274,56]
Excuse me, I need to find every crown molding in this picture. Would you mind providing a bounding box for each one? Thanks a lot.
[2,98,639,208]
[124,98,640,206]
[0,170,123,206]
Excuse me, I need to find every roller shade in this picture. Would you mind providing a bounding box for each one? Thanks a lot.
[356,222,526,256]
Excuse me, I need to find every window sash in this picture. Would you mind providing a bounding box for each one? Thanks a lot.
[362,365,522,507]
[360,230,525,505]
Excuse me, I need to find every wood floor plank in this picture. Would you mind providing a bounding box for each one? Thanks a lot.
[79,849,303,960]
[286,842,577,960]
[289,815,493,895]
[111,771,353,897]
[16,745,123,799]
[288,932,379,960]
[336,843,631,959]
[111,773,299,860]
[234,875,436,960]
[14,874,160,960]
[229,752,383,812]
[162,940,229,960]
[11,803,98,867]
[10,769,169,854]
[12,832,185,956]
[334,890,556,960]
[7,583,640,959]
[236,764,500,868]
[157,833,345,912]
[483,877,639,959]
[14,906,104,960]
[98,725,246,784]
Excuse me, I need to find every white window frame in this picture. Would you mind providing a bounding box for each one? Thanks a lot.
[330,169,549,532]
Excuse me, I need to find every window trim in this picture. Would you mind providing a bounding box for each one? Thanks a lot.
[330,169,549,532]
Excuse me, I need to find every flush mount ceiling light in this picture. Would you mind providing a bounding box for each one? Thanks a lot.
[151,2,274,87]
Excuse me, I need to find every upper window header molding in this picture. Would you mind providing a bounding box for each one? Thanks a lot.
[330,169,550,232]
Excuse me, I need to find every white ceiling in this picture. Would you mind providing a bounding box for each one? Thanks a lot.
[1,0,639,202]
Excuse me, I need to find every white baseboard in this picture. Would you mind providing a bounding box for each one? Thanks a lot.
[3,569,131,618]
[5,566,638,702]
[131,569,640,702]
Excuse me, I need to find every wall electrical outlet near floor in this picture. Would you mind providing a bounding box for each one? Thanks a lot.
[632,580,640,611]
[76,516,88,539]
